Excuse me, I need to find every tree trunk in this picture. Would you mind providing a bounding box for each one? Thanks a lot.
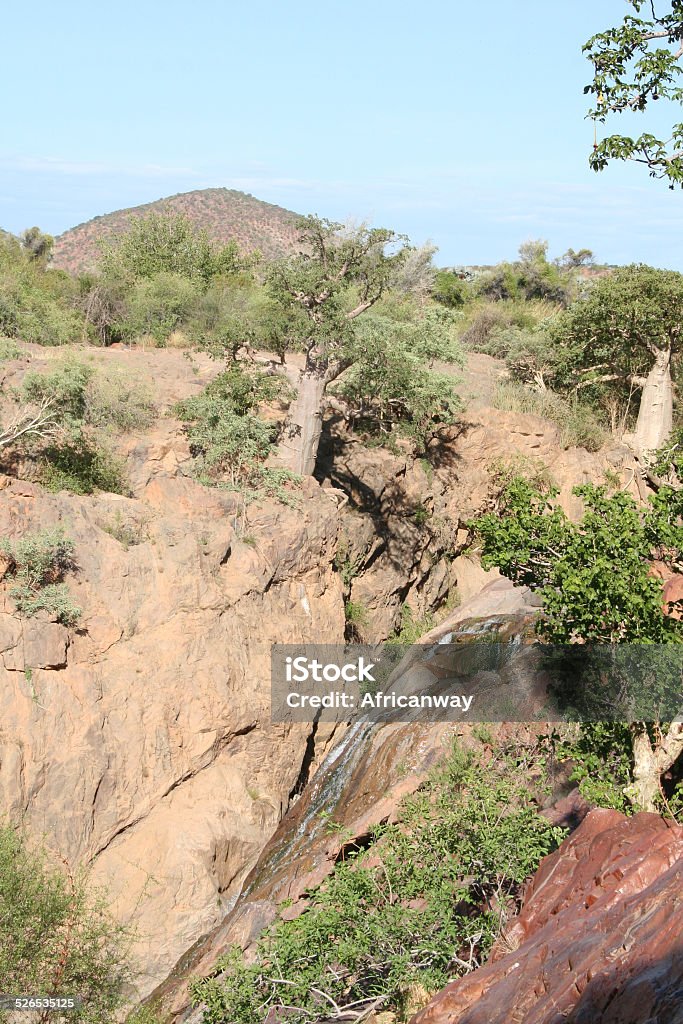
[633,347,673,456]
[626,724,660,812]
[625,720,683,812]
[277,368,328,476]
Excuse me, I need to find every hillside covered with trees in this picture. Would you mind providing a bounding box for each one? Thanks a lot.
[50,188,302,273]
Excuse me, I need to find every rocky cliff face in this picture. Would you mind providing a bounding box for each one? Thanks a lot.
[153,580,553,1022]
[320,406,643,638]
[412,808,683,1024]
[0,344,651,1008]
[0,469,345,998]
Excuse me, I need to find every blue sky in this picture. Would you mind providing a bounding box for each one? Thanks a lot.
[2,0,682,269]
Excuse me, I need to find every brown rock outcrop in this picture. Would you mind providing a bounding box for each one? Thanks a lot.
[155,580,553,1022]
[411,808,683,1024]
[320,407,643,639]
[0,472,345,999]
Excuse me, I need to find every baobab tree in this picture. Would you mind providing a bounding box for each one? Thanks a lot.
[265,216,411,475]
[550,264,681,455]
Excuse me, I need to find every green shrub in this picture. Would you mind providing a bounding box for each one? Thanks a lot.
[554,723,633,813]
[0,529,81,626]
[174,366,290,488]
[0,337,20,361]
[492,380,607,451]
[37,435,128,496]
[9,581,81,627]
[21,358,155,435]
[191,740,565,1024]
[98,213,248,284]
[125,1003,166,1024]
[459,299,554,355]
[15,359,140,494]
[387,604,436,645]
[119,272,199,344]
[0,244,83,346]
[334,311,463,451]
[84,369,156,432]
[21,359,93,425]
[344,599,369,635]
[0,825,131,1023]
[433,269,469,308]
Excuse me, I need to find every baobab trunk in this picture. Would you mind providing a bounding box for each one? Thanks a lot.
[633,347,673,456]
[278,368,327,476]
[626,721,683,812]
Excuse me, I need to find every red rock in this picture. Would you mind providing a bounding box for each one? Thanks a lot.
[411,809,683,1024]
[663,574,683,620]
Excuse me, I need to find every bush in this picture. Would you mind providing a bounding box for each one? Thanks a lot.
[191,739,565,1024]
[492,381,607,451]
[554,723,633,813]
[334,312,463,451]
[386,604,436,645]
[174,366,291,488]
[187,279,273,357]
[119,272,199,345]
[98,213,247,284]
[0,529,81,626]
[0,825,131,1023]
[21,360,93,425]
[474,241,575,306]
[459,300,554,356]
[0,240,83,347]
[13,359,147,494]
[37,435,128,496]
[0,275,83,347]
[84,369,156,432]
[0,338,20,361]
[21,358,155,435]
[433,269,469,308]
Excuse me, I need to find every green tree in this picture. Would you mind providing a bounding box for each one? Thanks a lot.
[99,213,245,284]
[475,240,574,305]
[549,264,682,454]
[584,0,683,186]
[20,227,54,264]
[433,269,469,308]
[119,272,197,343]
[472,475,683,811]
[332,309,463,448]
[0,826,132,1023]
[263,216,412,474]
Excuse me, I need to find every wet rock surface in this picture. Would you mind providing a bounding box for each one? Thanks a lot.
[411,808,683,1024]
[157,581,549,1021]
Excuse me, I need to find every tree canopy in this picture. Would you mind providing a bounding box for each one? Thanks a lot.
[99,212,247,283]
[472,467,683,811]
[548,263,682,453]
[584,0,683,185]
[263,216,462,474]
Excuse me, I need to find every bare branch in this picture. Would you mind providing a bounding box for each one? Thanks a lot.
[0,396,59,449]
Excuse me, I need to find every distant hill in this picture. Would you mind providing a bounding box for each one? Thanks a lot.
[51,188,303,274]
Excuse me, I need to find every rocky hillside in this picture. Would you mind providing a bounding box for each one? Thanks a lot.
[51,188,301,273]
[0,341,650,1011]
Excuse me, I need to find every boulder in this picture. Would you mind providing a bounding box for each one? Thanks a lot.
[411,809,683,1024]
